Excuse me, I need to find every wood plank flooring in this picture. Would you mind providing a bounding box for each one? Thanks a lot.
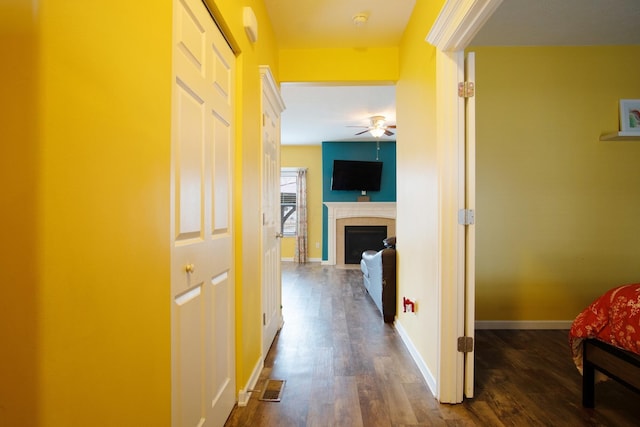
[224,263,640,426]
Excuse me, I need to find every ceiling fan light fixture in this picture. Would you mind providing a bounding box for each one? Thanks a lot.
[370,115,385,127]
[369,127,385,138]
[369,115,387,137]
[348,115,395,137]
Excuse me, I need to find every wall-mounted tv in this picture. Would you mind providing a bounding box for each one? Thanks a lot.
[331,159,383,191]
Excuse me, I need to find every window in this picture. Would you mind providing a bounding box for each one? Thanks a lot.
[280,170,297,236]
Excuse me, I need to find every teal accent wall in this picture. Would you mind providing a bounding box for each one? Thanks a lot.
[322,141,396,261]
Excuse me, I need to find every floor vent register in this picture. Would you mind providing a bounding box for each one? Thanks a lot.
[258,379,286,402]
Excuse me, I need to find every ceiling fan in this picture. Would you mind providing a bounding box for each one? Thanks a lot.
[349,115,396,137]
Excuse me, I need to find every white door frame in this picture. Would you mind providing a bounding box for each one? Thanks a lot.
[464,51,477,399]
[426,0,503,403]
[259,65,285,360]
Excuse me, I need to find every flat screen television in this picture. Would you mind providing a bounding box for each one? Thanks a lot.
[331,159,383,191]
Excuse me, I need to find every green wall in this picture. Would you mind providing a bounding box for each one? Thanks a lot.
[322,141,397,202]
[472,45,640,321]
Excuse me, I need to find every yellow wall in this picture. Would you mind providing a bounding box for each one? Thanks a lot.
[280,47,399,83]
[0,0,281,425]
[281,146,324,260]
[471,45,640,321]
[0,2,39,425]
[37,1,172,425]
[395,0,445,384]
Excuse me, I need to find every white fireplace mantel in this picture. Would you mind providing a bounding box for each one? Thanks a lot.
[324,202,396,265]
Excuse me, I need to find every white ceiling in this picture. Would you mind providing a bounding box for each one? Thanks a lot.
[472,0,640,46]
[281,84,397,145]
[266,0,640,145]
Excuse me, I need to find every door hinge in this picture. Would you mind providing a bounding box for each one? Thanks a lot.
[458,209,475,225]
[457,336,474,353]
[263,313,266,326]
[458,81,475,98]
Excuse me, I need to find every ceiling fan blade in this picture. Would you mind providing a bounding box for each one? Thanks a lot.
[386,125,397,128]
[355,129,369,135]
[346,125,369,128]
[384,129,394,136]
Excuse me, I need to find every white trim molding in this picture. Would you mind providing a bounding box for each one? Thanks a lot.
[425,0,503,405]
[434,48,466,404]
[281,257,322,263]
[259,65,286,112]
[395,321,437,396]
[426,0,503,51]
[237,358,264,406]
[476,320,573,330]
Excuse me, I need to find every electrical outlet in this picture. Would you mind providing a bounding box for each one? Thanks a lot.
[403,297,416,313]
[315,242,320,248]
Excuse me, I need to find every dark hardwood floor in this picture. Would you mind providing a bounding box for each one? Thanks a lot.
[225,263,640,426]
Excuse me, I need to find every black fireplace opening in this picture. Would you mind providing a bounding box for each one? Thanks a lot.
[344,225,387,264]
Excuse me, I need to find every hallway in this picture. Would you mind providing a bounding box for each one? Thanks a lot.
[225,263,436,426]
[225,263,640,426]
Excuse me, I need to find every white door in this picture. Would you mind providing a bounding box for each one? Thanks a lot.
[463,52,476,398]
[171,0,236,425]
[260,66,285,358]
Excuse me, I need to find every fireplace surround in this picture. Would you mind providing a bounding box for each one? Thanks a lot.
[323,202,396,266]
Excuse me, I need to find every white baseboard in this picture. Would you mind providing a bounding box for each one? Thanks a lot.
[390,319,572,403]
[281,258,322,263]
[395,321,437,397]
[475,320,573,330]
[237,357,264,407]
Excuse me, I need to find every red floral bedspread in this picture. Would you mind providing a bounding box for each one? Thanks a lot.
[569,283,640,374]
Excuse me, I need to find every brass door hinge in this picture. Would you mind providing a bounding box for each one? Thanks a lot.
[457,336,474,353]
[458,81,475,98]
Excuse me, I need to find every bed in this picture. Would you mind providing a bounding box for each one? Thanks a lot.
[569,283,640,407]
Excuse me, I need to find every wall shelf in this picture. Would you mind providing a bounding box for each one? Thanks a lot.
[600,131,640,141]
